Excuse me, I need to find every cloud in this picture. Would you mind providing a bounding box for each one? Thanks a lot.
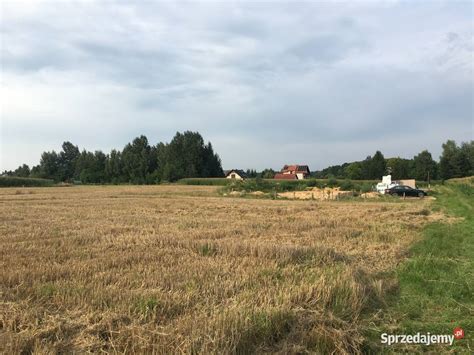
[1,0,473,171]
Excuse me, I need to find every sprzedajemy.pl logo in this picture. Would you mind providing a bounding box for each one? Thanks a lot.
[381,327,464,346]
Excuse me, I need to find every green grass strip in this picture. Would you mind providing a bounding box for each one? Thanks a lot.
[368,182,473,353]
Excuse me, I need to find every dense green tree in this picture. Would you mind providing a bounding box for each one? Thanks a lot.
[439,140,462,179]
[260,168,275,179]
[39,151,61,181]
[13,164,30,177]
[386,157,412,180]
[313,140,472,181]
[121,135,152,184]
[412,150,438,181]
[155,142,168,182]
[246,169,257,178]
[460,141,474,176]
[356,152,386,179]
[94,151,107,183]
[344,162,363,180]
[146,145,160,184]
[314,162,349,179]
[370,151,387,179]
[8,131,223,184]
[30,165,42,178]
[75,151,95,183]
[74,150,107,183]
[157,131,223,182]
[161,162,175,182]
[1,170,14,176]
[167,132,199,179]
[360,156,372,180]
[202,142,223,177]
[105,149,124,183]
[58,141,80,182]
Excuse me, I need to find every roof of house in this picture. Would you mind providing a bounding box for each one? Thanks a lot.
[274,173,298,180]
[296,165,310,172]
[225,169,248,178]
[281,165,310,173]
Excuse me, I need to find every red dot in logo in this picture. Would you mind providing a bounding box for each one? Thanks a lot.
[453,327,464,340]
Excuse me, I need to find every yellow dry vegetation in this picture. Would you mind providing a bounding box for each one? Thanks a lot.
[0,185,441,353]
[278,187,379,200]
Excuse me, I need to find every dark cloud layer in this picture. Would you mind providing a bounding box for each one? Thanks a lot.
[1,0,473,171]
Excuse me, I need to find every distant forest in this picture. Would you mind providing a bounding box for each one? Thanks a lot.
[3,131,223,183]
[3,138,473,183]
[243,140,473,181]
[311,140,474,181]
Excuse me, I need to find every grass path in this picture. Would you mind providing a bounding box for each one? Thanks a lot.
[371,182,473,353]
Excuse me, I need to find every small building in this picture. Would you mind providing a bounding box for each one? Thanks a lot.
[277,165,310,180]
[400,179,416,189]
[225,169,247,180]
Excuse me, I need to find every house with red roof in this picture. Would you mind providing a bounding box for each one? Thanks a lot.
[274,165,310,180]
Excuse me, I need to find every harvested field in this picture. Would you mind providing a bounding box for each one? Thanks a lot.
[0,185,441,353]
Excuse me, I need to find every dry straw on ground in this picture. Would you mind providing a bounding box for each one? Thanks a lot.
[277,187,377,200]
[0,185,442,353]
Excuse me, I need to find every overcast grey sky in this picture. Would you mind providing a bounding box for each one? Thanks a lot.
[1,0,473,171]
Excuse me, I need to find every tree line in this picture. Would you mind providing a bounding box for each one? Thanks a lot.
[313,140,473,181]
[4,138,473,183]
[3,131,224,184]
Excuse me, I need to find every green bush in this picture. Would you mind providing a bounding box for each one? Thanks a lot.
[0,176,54,187]
[339,179,354,191]
[327,177,338,188]
[360,183,373,193]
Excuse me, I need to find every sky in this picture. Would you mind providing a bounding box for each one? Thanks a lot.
[1,0,473,171]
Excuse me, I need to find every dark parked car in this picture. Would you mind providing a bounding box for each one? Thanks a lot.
[385,185,427,197]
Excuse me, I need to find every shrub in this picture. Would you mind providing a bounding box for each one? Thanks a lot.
[360,183,373,193]
[327,177,338,188]
[339,180,354,191]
